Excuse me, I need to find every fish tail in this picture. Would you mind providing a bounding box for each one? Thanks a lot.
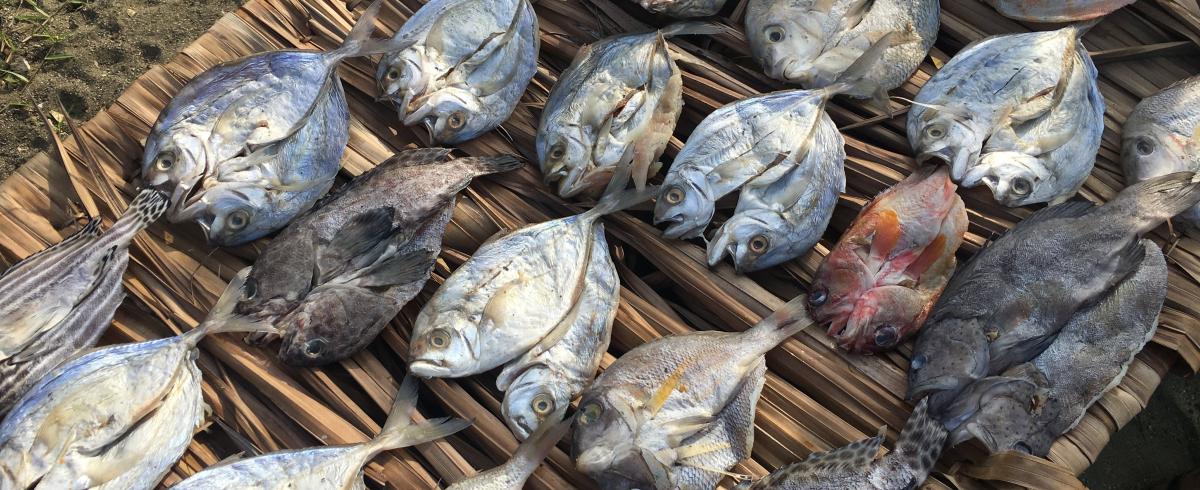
[659,21,729,38]
[506,414,572,475]
[1067,18,1103,39]
[104,189,168,243]
[745,295,815,351]
[822,31,898,100]
[462,155,526,177]
[584,185,662,220]
[186,267,275,344]
[371,375,471,452]
[1113,171,1200,234]
[328,0,417,62]
[884,398,948,480]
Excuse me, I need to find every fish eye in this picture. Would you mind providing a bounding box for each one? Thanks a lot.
[155,152,175,171]
[664,186,685,205]
[530,393,555,416]
[242,278,257,300]
[748,234,770,254]
[874,325,899,348]
[926,124,946,139]
[429,328,452,349]
[1136,137,1155,156]
[764,25,785,43]
[387,68,400,81]
[304,338,327,358]
[578,401,603,426]
[808,288,828,307]
[447,111,467,130]
[549,144,566,162]
[911,353,927,370]
[1011,177,1032,197]
[226,210,251,230]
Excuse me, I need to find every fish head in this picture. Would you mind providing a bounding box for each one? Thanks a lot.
[141,132,207,217]
[1121,122,1195,185]
[405,88,493,145]
[745,1,827,84]
[274,286,392,367]
[707,210,796,273]
[502,366,574,440]
[376,48,428,117]
[835,285,929,354]
[654,168,716,239]
[963,152,1053,207]
[638,0,722,17]
[809,242,873,332]
[408,311,484,378]
[913,111,981,181]
[180,183,278,247]
[536,125,595,196]
[572,389,656,487]
[906,317,989,411]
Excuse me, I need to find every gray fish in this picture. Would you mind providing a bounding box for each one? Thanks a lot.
[907,25,1089,182]
[174,374,470,489]
[409,187,654,379]
[940,240,1166,456]
[571,296,810,489]
[236,148,523,366]
[637,0,728,17]
[733,398,947,490]
[0,190,167,416]
[747,0,939,100]
[0,269,269,490]
[707,115,845,273]
[498,225,619,440]
[143,0,410,246]
[907,172,1200,413]
[1122,75,1200,235]
[988,0,1136,22]
[962,31,1104,207]
[446,416,572,490]
[538,23,722,198]
[376,0,540,144]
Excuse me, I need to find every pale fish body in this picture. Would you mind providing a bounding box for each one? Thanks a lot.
[143,0,408,246]
[707,115,845,273]
[572,297,810,489]
[0,190,167,416]
[498,226,618,440]
[235,149,523,367]
[638,0,728,17]
[988,0,1136,22]
[378,0,539,144]
[654,89,838,240]
[907,172,1200,413]
[734,398,946,490]
[748,0,939,98]
[1122,75,1200,234]
[907,26,1086,181]
[0,269,264,490]
[446,416,572,490]
[409,188,654,378]
[941,240,1166,456]
[538,24,723,198]
[174,375,470,489]
[965,40,1104,207]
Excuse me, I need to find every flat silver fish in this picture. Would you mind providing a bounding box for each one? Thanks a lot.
[907,172,1200,413]
[376,0,539,144]
[174,374,470,489]
[445,416,572,490]
[940,240,1166,456]
[143,0,409,246]
[0,269,269,490]
[988,0,1135,22]
[237,148,523,366]
[0,190,166,416]
[409,188,654,378]
[638,0,728,17]
[1122,75,1200,235]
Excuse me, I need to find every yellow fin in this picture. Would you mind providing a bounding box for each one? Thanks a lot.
[647,361,690,418]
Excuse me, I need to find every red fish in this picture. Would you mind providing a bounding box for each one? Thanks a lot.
[808,166,967,353]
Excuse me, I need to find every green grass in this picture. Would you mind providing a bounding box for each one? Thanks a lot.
[0,0,92,91]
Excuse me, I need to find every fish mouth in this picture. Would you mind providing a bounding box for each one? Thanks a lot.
[408,359,452,378]
[658,215,706,240]
[906,375,963,405]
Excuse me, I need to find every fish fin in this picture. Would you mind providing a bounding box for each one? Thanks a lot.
[103,188,169,243]
[675,441,732,460]
[461,155,525,176]
[745,295,815,351]
[1068,19,1103,38]
[659,21,729,38]
[382,148,456,167]
[885,398,949,477]
[509,414,573,470]
[380,374,419,435]
[327,0,422,61]
[869,209,902,263]
[646,361,690,418]
[824,31,898,98]
[319,207,396,282]
[765,429,887,482]
[1111,171,1200,232]
[585,185,662,219]
[902,234,948,280]
[1017,200,1093,227]
[188,268,277,342]
[0,217,102,280]
[353,247,438,288]
[372,415,473,453]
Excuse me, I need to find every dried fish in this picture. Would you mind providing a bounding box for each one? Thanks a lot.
[637,0,728,18]
[988,0,1135,22]
[1122,75,1200,234]
[446,416,572,490]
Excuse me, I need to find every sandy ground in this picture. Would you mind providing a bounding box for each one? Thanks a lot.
[0,1,1197,488]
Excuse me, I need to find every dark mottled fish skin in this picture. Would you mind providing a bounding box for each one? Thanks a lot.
[908,172,1200,413]
[237,148,523,366]
[940,240,1167,456]
[736,398,947,490]
[0,190,167,416]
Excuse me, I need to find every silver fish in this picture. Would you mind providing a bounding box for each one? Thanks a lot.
[174,374,470,489]
[988,0,1136,22]
[940,240,1166,456]
[733,398,946,490]
[907,172,1200,413]
[707,114,845,273]
[638,0,728,17]
[747,0,939,100]
[446,416,572,490]
[409,187,654,378]
[1122,75,1200,235]
[907,25,1088,182]
[143,0,409,246]
[963,33,1104,207]
[538,23,722,198]
[0,269,268,490]
[571,296,810,489]
[236,149,523,366]
[497,225,618,440]
[0,190,167,416]
[654,89,845,240]
[376,0,539,144]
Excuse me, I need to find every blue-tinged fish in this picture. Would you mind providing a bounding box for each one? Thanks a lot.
[446,416,572,490]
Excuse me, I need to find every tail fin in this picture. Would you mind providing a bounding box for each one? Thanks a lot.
[1068,18,1103,39]
[583,185,661,221]
[744,295,816,352]
[883,398,948,481]
[370,374,471,452]
[1110,171,1200,234]
[660,21,729,38]
[463,155,526,176]
[185,267,276,345]
[328,0,421,62]
[104,189,168,244]
[822,31,897,101]
[504,415,573,481]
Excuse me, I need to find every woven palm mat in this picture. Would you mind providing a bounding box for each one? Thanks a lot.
[3,0,1200,488]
